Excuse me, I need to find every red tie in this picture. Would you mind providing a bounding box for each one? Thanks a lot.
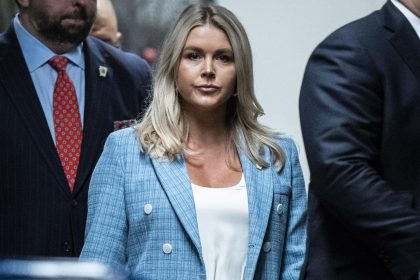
[49,56,83,192]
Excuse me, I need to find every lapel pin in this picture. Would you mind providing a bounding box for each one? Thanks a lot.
[98,65,108,77]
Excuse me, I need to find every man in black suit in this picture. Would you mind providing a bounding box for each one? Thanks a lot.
[300,0,420,279]
[0,0,151,257]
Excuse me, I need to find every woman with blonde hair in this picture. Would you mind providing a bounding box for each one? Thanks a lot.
[81,4,306,279]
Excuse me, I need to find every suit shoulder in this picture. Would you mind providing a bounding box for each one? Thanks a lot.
[320,9,382,47]
[87,36,151,75]
[111,48,150,73]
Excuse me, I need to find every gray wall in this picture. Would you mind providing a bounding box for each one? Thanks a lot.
[217,0,386,184]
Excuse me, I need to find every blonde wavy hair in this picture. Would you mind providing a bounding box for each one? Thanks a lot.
[136,4,285,172]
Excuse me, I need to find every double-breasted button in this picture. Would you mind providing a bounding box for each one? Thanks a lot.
[262,241,271,253]
[162,243,172,254]
[144,203,153,215]
[276,203,283,215]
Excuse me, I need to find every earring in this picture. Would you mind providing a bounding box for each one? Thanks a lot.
[232,92,238,97]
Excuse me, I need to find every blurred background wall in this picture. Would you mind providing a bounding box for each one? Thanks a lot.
[0,0,387,183]
[113,0,213,59]
[0,1,17,32]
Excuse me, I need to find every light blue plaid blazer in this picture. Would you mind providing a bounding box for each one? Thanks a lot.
[80,127,307,279]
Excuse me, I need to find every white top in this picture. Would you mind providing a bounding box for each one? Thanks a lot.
[192,175,249,280]
[391,0,420,39]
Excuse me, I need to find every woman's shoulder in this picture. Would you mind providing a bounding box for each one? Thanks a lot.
[107,126,138,143]
[100,126,152,172]
[103,126,143,155]
[274,135,299,155]
[273,135,303,171]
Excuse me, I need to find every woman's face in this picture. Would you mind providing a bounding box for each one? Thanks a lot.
[177,24,237,115]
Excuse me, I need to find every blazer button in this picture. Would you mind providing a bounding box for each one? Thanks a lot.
[276,203,283,215]
[62,241,72,253]
[71,200,78,208]
[262,241,271,253]
[144,203,153,215]
[162,243,172,254]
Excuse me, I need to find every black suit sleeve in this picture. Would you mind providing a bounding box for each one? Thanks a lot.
[299,30,420,279]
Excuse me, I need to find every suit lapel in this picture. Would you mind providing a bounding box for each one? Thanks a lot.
[151,156,202,255]
[0,27,70,197]
[382,1,420,83]
[73,38,109,194]
[241,153,274,278]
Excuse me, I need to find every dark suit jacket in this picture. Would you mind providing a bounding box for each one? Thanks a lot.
[300,1,420,280]
[0,25,151,257]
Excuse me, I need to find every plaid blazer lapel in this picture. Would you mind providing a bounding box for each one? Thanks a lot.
[240,152,274,278]
[151,156,202,255]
